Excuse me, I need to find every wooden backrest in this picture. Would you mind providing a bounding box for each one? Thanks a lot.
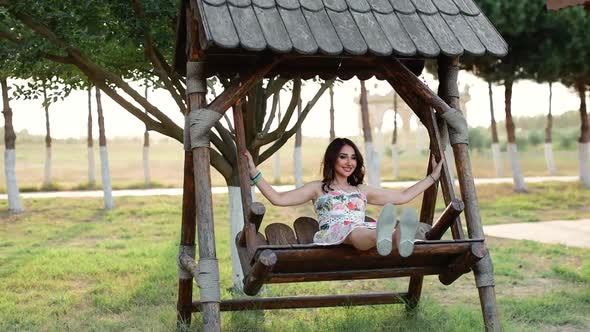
[293,217,319,244]
[265,223,298,245]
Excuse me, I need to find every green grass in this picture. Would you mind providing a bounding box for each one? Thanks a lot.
[1,191,589,331]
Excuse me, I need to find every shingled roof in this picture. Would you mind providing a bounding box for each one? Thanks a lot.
[175,0,507,79]
[194,0,507,57]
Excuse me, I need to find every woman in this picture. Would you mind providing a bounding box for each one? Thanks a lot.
[245,138,443,257]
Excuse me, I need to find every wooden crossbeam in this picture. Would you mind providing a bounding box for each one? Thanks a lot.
[427,199,465,240]
[439,242,486,285]
[191,292,407,312]
[267,266,445,283]
[243,249,277,296]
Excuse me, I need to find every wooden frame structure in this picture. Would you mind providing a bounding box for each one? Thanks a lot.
[173,1,508,331]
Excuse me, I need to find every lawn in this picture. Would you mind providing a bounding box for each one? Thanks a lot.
[1,183,589,331]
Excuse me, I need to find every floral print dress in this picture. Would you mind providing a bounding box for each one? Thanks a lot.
[313,189,376,245]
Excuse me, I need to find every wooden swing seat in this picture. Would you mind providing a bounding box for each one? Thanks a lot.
[237,216,486,297]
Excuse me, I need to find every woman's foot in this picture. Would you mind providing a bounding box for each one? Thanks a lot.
[398,208,419,257]
[376,203,397,256]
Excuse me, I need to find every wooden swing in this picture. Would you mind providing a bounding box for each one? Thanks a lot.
[174,1,508,331]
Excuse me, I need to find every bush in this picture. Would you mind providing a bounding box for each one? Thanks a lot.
[527,131,543,146]
[556,130,578,150]
[468,128,490,152]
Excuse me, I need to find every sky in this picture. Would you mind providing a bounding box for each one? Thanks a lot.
[0,71,583,140]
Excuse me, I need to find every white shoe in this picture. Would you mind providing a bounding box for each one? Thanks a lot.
[376,203,397,256]
[398,208,419,257]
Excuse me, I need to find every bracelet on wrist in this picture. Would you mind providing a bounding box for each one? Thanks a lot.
[428,174,437,183]
[250,171,262,185]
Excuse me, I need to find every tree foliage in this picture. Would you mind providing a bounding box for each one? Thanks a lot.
[0,0,332,184]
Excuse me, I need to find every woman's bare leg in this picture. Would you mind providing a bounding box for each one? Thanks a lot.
[344,228,377,251]
[344,226,402,252]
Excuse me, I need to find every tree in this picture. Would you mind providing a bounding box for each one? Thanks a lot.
[95,87,114,209]
[391,91,400,179]
[487,81,503,177]
[293,98,303,188]
[359,80,380,186]
[143,83,150,187]
[1,1,332,289]
[329,84,335,141]
[549,8,590,187]
[86,82,96,187]
[466,0,558,191]
[1,78,23,212]
[0,14,23,212]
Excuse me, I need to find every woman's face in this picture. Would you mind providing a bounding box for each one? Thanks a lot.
[334,144,357,179]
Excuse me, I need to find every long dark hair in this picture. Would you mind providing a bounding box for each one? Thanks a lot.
[321,138,365,192]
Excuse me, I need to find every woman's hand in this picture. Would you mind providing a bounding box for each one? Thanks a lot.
[243,150,258,178]
[430,155,444,181]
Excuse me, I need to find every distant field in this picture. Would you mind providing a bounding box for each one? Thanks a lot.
[0,133,580,192]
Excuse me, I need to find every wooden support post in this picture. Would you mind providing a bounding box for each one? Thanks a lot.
[177,150,197,327]
[191,292,407,312]
[383,58,463,310]
[186,60,221,332]
[438,56,501,332]
[382,59,464,239]
[233,100,256,255]
[427,199,465,240]
[243,249,277,296]
[179,253,199,277]
[429,110,465,239]
[409,152,437,310]
[439,242,486,285]
[249,202,266,233]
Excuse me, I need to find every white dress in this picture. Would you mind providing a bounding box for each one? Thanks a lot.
[313,189,376,245]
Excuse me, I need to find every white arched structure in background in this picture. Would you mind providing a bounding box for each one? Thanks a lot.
[355,87,470,179]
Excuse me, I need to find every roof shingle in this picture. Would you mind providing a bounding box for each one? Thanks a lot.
[194,0,507,57]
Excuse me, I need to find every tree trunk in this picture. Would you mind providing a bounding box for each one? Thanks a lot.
[576,82,590,187]
[360,80,379,186]
[143,85,151,187]
[228,185,244,291]
[42,82,52,188]
[2,78,23,213]
[488,81,503,177]
[87,84,96,187]
[329,84,335,141]
[96,88,114,209]
[544,82,557,175]
[391,92,399,179]
[273,103,281,184]
[229,178,257,292]
[504,79,527,192]
[294,99,303,188]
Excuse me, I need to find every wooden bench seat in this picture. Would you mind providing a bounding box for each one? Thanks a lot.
[237,217,487,295]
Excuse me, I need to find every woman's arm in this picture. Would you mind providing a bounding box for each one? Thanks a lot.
[365,156,444,205]
[245,151,320,206]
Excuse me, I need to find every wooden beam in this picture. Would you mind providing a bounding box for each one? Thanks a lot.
[177,151,197,326]
[249,202,266,233]
[191,292,407,312]
[427,199,465,240]
[232,100,256,257]
[207,56,283,115]
[438,56,500,332]
[380,58,454,116]
[243,249,277,296]
[179,253,199,278]
[439,242,486,285]
[267,266,445,283]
